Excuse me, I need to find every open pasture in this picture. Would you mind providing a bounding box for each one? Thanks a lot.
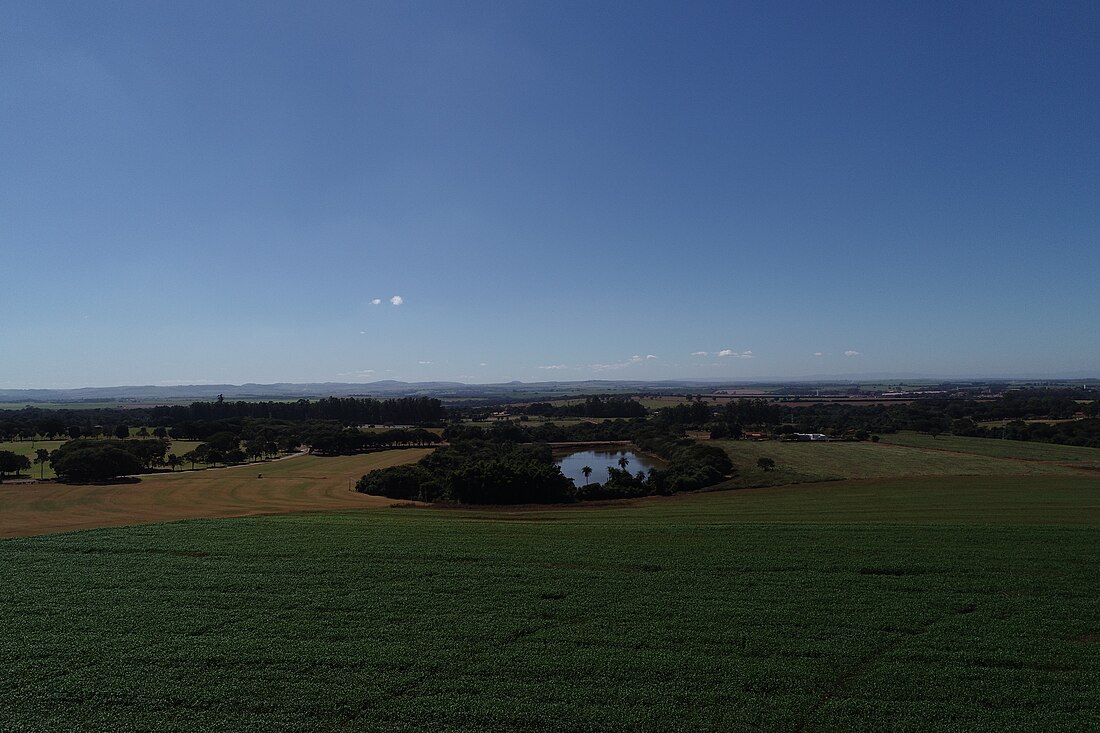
[0,440,65,479]
[2,483,1098,732]
[880,431,1100,465]
[0,449,430,538]
[710,436,1089,489]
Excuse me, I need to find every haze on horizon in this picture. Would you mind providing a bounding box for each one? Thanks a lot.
[2,1,1097,390]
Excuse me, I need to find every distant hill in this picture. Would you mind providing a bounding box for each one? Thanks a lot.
[1,375,1095,406]
[0,379,732,405]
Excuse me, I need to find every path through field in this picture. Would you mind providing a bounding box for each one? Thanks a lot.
[0,449,431,538]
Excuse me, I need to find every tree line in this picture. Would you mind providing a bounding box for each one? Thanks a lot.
[650,392,1100,448]
[521,396,647,419]
[149,396,446,425]
[0,396,446,443]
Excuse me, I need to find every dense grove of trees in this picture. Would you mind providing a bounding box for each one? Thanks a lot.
[49,439,169,482]
[632,425,735,494]
[777,392,1100,447]
[660,398,785,430]
[651,391,1100,448]
[301,425,441,456]
[0,397,445,444]
[357,440,575,504]
[522,396,647,419]
[357,421,735,504]
[149,396,445,426]
[0,450,32,481]
[964,418,1100,447]
[441,419,642,445]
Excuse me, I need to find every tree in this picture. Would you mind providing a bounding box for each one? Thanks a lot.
[34,448,50,479]
[166,453,181,472]
[114,424,130,440]
[618,455,630,470]
[127,438,169,470]
[0,451,32,482]
[581,465,593,486]
[756,457,776,472]
[48,441,143,483]
[205,432,240,452]
[244,438,266,462]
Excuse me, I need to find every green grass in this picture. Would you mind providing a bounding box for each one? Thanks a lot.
[880,431,1100,464]
[0,440,66,479]
[710,437,1086,489]
[0,439,207,479]
[2,487,1098,732]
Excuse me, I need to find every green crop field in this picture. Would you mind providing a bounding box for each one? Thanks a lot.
[3,476,1100,732]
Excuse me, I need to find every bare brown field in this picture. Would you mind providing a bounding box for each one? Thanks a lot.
[0,449,430,538]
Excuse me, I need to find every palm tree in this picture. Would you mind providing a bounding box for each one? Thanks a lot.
[34,448,50,479]
[618,455,630,470]
[582,465,593,486]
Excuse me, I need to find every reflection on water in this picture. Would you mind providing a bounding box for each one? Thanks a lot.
[555,449,661,486]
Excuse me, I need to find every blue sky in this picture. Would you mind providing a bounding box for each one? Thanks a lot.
[2,1,1097,387]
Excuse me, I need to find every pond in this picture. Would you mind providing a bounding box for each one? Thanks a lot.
[555,448,663,487]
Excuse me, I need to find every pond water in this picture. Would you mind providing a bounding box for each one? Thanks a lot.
[555,448,662,486]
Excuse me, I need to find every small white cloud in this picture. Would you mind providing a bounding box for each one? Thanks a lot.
[717,349,753,358]
[813,352,824,357]
[479,362,488,367]
[418,360,432,365]
[390,295,404,305]
[336,369,375,377]
[691,351,708,357]
[370,298,382,305]
[844,350,861,357]
[592,353,659,370]
[359,330,367,335]
[718,349,735,357]
[539,364,568,370]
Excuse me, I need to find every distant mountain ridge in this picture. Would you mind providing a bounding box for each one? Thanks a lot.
[0,380,722,404]
[1,375,1096,405]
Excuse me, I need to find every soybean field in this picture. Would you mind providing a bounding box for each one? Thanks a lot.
[2,475,1099,732]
